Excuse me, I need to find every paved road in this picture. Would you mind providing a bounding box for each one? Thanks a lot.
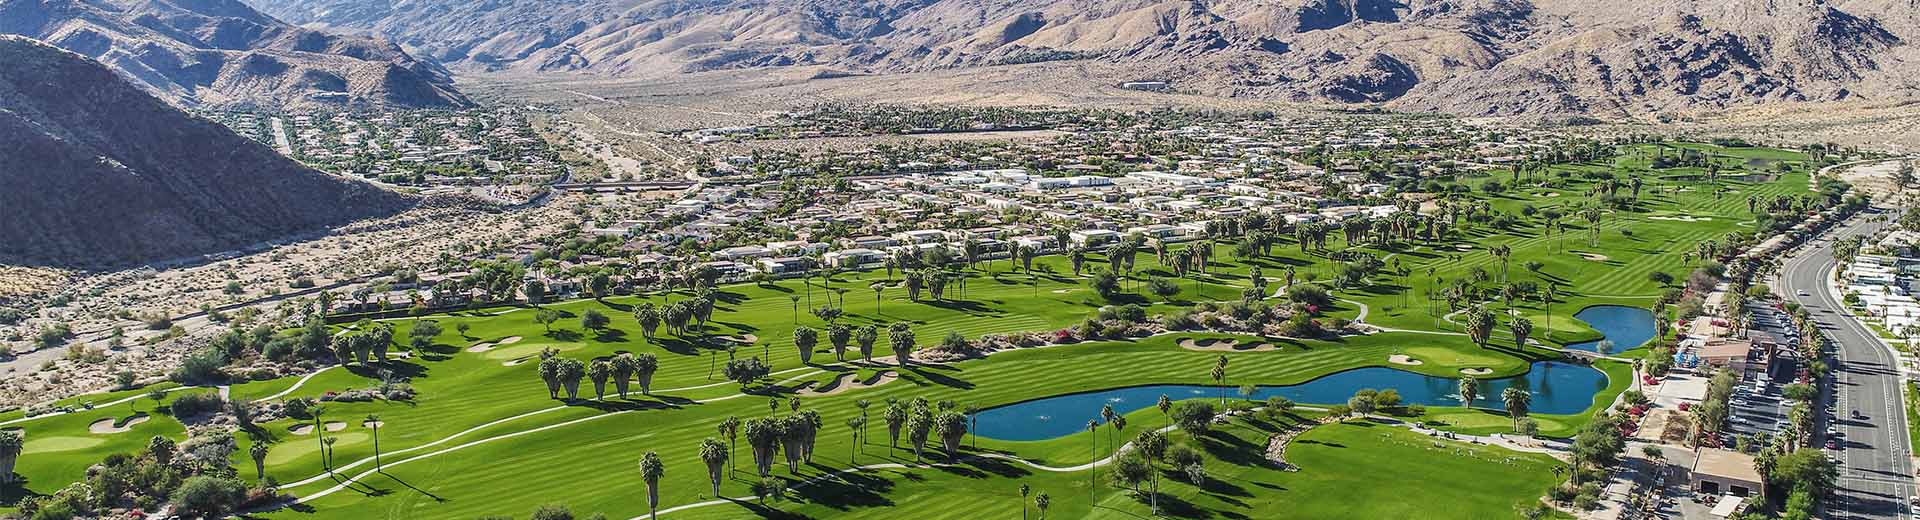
[269,116,293,156]
[1780,209,1915,519]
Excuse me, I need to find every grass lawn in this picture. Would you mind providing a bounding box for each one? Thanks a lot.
[0,142,1808,518]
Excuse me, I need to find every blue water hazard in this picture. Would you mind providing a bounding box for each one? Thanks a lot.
[1563,305,1657,353]
[971,361,1609,441]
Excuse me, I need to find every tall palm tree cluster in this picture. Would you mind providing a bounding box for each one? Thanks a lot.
[739,410,825,477]
[631,291,716,339]
[538,350,660,400]
[870,397,969,464]
[329,320,396,366]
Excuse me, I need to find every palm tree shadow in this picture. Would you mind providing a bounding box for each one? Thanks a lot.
[903,365,973,390]
[381,470,447,502]
[0,476,38,506]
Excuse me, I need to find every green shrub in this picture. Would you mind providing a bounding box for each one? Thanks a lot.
[171,476,247,517]
[167,392,224,417]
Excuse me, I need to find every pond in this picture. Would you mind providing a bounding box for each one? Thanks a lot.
[972,361,1609,441]
[1563,305,1657,354]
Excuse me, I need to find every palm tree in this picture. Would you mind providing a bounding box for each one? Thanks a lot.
[884,401,908,455]
[1100,405,1118,454]
[366,414,383,471]
[1019,484,1032,520]
[888,322,915,368]
[1210,358,1228,408]
[855,399,873,454]
[249,440,269,482]
[638,451,665,520]
[1502,388,1533,432]
[699,438,727,497]
[1156,394,1175,428]
[634,353,659,394]
[856,325,879,363]
[793,326,818,365]
[845,416,864,463]
[588,359,612,400]
[964,404,982,449]
[1036,492,1051,520]
[1087,419,1100,503]
[1465,306,1495,348]
[310,404,329,470]
[538,357,563,399]
[1135,430,1168,514]
[719,416,741,473]
[557,358,586,400]
[610,353,636,398]
[1511,316,1534,349]
[1543,284,1558,339]
[1458,377,1480,409]
[870,281,887,313]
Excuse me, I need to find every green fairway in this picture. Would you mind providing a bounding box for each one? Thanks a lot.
[0,142,1813,519]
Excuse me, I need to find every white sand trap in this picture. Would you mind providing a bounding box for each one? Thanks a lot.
[88,415,149,434]
[1052,289,1073,294]
[1648,215,1711,222]
[1460,368,1494,376]
[503,357,531,366]
[1453,245,1475,251]
[1577,253,1610,262]
[468,336,525,353]
[1537,192,1562,198]
[324,421,347,432]
[1388,355,1424,366]
[363,421,384,429]
[289,424,316,435]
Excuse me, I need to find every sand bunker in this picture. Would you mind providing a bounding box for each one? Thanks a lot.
[1388,355,1424,366]
[1460,368,1494,376]
[289,424,315,435]
[1648,215,1711,222]
[363,420,384,429]
[802,371,899,396]
[1178,338,1281,352]
[324,421,347,432]
[1537,192,1562,198]
[467,336,525,352]
[503,357,531,367]
[711,334,760,345]
[88,415,150,434]
[1576,253,1610,262]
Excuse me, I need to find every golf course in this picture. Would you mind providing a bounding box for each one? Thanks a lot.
[0,142,1822,519]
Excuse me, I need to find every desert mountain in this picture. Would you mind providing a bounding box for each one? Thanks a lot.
[0,36,418,268]
[0,0,472,109]
[246,0,1920,116]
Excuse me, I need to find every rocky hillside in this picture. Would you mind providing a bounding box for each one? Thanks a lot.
[247,0,1920,116]
[0,36,418,268]
[0,0,472,109]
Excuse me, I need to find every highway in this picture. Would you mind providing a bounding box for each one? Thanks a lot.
[1779,209,1915,519]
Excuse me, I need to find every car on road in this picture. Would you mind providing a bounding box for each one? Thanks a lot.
[1798,289,1810,297]
[1828,439,1840,450]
